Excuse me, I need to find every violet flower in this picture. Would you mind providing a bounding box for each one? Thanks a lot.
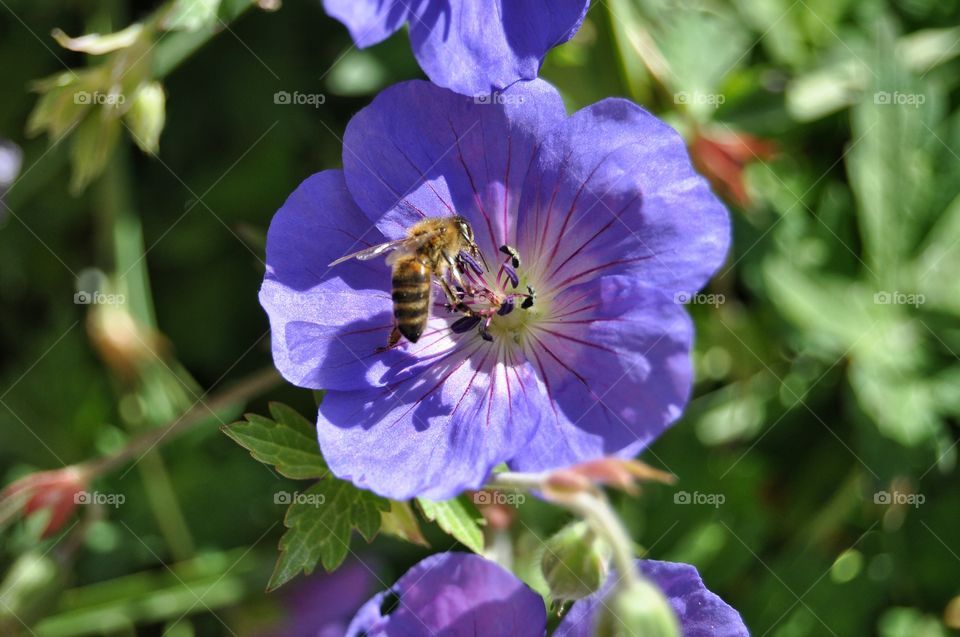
[260,79,729,500]
[322,0,590,96]
[556,560,750,637]
[345,552,546,636]
[344,553,747,636]
[0,139,22,223]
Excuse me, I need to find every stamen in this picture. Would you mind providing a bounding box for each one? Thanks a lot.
[501,263,519,289]
[458,251,485,277]
[497,298,515,316]
[521,285,536,310]
[451,315,481,333]
[499,244,521,269]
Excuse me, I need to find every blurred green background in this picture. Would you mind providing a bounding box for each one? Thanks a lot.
[2,0,959,635]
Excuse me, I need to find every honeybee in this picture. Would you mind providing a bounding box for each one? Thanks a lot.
[328,216,485,346]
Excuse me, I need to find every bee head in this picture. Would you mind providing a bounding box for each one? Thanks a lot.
[453,216,474,245]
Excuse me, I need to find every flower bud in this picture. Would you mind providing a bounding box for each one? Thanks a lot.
[594,578,681,637]
[541,521,611,602]
[125,81,166,154]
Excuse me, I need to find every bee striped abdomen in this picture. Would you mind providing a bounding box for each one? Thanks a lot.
[391,257,431,343]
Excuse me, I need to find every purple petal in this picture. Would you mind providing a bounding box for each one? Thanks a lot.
[322,0,413,48]
[316,332,546,500]
[346,553,547,636]
[555,560,749,637]
[259,170,405,391]
[408,0,590,96]
[324,1,589,96]
[515,99,730,298]
[508,275,693,471]
[341,79,567,260]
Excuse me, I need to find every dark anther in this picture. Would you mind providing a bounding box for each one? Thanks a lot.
[499,244,521,269]
[502,263,520,289]
[497,298,515,316]
[380,590,401,617]
[451,314,481,334]
[479,321,494,342]
[458,251,485,276]
[521,285,536,310]
[455,302,471,314]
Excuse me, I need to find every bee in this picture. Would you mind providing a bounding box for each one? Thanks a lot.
[328,216,485,346]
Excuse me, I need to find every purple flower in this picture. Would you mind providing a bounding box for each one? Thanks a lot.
[322,0,590,96]
[0,139,22,222]
[260,79,729,500]
[345,552,546,636]
[556,560,750,637]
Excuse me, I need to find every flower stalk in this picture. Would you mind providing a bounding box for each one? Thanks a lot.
[488,470,681,635]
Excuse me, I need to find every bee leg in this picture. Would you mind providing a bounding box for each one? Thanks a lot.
[438,277,471,315]
[446,253,478,297]
[375,325,403,353]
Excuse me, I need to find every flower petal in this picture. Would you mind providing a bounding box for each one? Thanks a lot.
[509,275,693,471]
[555,560,749,637]
[516,98,730,297]
[316,333,545,500]
[341,79,567,260]
[260,170,399,391]
[322,0,411,48]
[347,553,547,636]
[408,0,590,96]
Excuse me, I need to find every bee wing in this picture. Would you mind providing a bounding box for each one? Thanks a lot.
[327,238,413,267]
[327,230,443,267]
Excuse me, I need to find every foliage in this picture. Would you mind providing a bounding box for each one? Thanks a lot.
[1,0,959,635]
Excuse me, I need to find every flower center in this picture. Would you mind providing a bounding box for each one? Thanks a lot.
[448,245,542,344]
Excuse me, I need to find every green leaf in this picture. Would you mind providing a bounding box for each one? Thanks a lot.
[221,403,326,480]
[269,481,389,590]
[416,496,484,554]
[380,501,430,548]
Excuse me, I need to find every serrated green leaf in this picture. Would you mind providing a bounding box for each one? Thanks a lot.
[416,496,484,554]
[269,481,389,590]
[222,405,326,479]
